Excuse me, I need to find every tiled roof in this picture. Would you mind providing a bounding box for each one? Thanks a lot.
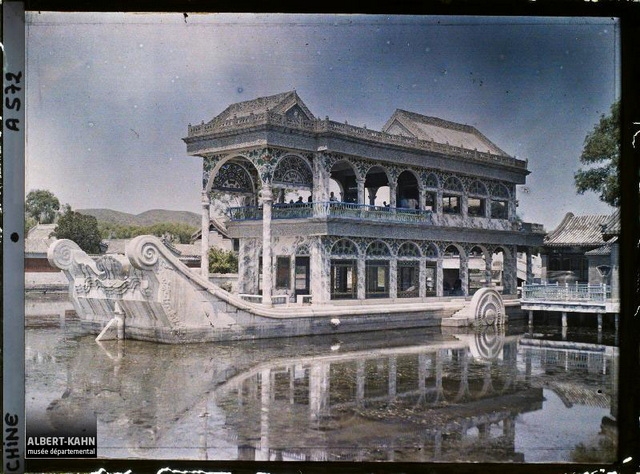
[104,239,200,259]
[103,239,128,254]
[382,109,508,156]
[209,90,314,124]
[25,224,57,255]
[602,208,620,240]
[585,239,615,256]
[544,212,610,248]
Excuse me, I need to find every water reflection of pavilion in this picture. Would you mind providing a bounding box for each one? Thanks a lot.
[214,332,540,462]
[25,325,617,463]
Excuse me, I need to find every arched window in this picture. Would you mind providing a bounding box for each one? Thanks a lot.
[442,177,463,214]
[468,180,488,218]
[272,155,314,188]
[366,241,390,298]
[366,240,391,257]
[397,242,420,298]
[331,238,358,256]
[398,242,421,258]
[331,239,358,299]
[424,173,439,211]
[490,183,510,219]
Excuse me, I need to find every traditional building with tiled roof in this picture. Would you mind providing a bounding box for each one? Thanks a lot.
[541,212,616,284]
[185,90,544,304]
[25,224,58,272]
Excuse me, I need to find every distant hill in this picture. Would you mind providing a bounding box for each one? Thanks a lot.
[77,209,200,228]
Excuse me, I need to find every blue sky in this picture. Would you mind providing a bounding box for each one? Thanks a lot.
[25,13,619,229]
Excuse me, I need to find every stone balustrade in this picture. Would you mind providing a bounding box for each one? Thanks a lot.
[521,283,611,303]
[187,112,527,170]
[227,202,433,224]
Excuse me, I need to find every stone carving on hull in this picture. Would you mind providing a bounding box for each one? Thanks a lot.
[48,240,148,298]
[158,259,182,329]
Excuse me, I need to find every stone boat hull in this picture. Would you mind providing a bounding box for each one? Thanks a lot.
[48,236,507,344]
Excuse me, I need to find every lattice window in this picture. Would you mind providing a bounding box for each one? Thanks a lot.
[296,244,310,256]
[424,244,438,258]
[366,240,391,257]
[273,155,313,187]
[443,176,463,192]
[468,180,488,196]
[331,239,358,256]
[468,181,487,217]
[491,183,510,199]
[212,162,255,193]
[425,173,439,189]
[444,245,460,256]
[398,242,421,258]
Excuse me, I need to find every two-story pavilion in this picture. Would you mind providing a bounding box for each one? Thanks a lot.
[184,91,544,305]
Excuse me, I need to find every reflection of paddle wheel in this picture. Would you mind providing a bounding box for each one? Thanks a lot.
[471,325,505,362]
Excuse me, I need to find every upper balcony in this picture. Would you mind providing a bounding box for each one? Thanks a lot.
[228,201,433,224]
[227,201,546,236]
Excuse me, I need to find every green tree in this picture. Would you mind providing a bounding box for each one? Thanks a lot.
[25,215,38,234]
[98,221,197,243]
[53,209,103,254]
[574,100,620,207]
[26,189,61,224]
[208,247,238,274]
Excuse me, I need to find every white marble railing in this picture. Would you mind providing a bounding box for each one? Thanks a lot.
[227,202,433,224]
[521,283,611,302]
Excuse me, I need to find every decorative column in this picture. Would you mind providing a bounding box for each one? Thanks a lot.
[508,193,518,221]
[389,182,397,208]
[313,152,330,204]
[201,192,210,278]
[389,259,397,299]
[310,237,329,304]
[506,245,519,295]
[436,256,444,297]
[261,185,274,306]
[357,257,366,300]
[526,250,534,284]
[485,254,493,288]
[418,185,426,211]
[367,187,378,206]
[460,251,469,296]
[357,177,365,205]
[461,193,469,219]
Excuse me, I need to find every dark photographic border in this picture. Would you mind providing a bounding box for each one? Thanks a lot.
[4,1,639,473]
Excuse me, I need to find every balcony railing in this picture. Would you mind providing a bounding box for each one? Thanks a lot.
[227,202,433,224]
[521,283,612,303]
[187,112,528,170]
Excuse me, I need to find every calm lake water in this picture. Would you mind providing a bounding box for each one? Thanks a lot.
[25,298,618,464]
